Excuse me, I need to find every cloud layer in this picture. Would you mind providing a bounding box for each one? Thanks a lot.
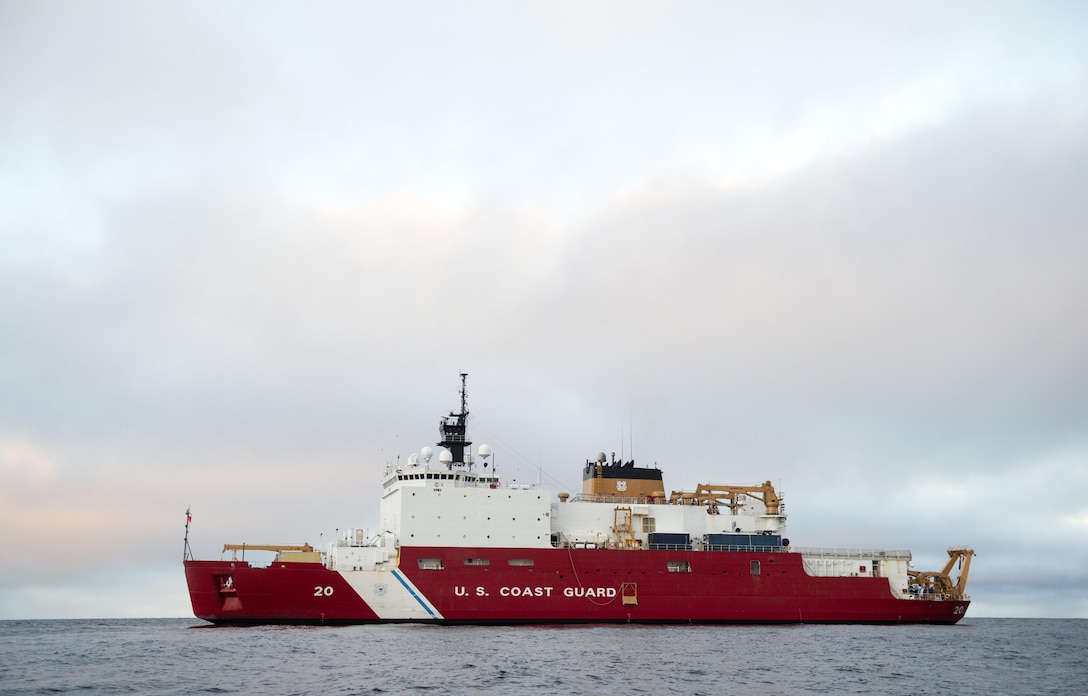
[2,1,1087,618]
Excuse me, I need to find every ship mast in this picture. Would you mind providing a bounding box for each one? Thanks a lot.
[438,372,471,468]
[183,507,193,561]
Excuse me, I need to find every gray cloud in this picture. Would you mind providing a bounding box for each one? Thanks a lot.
[2,1,1086,618]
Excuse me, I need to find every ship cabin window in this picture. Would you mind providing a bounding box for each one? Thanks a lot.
[750,560,761,575]
[642,518,656,533]
[666,561,691,573]
[417,558,444,570]
[508,559,535,567]
[463,558,490,566]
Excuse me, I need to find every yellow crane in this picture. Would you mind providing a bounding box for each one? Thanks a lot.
[908,547,974,600]
[668,481,782,515]
[221,543,315,561]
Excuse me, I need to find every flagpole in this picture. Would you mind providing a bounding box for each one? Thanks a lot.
[183,507,193,561]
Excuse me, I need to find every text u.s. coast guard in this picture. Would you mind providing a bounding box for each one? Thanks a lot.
[453,585,617,598]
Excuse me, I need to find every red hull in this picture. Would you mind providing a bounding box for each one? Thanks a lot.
[185,560,379,624]
[185,546,969,625]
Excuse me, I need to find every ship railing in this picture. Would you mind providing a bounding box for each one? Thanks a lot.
[791,547,913,559]
[908,590,970,602]
[792,548,909,561]
[555,542,791,552]
[703,544,787,553]
[569,494,650,504]
[642,543,788,552]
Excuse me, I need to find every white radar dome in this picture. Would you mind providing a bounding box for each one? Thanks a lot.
[596,452,607,463]
[439,450,453,465]
[421,447,433,462]
[478,444,492,459]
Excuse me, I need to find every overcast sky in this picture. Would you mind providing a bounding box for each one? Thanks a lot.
[2,1,1086,620]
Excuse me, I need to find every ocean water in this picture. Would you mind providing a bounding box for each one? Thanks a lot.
[0,618,1083,695]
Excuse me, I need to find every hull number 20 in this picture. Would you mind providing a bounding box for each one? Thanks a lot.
[314,586,334,597]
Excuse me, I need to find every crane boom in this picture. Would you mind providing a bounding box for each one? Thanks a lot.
[221,543,315,561]
[907,547,974,600]
[668,481,782,515]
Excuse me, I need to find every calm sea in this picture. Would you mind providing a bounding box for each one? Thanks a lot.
[0,618,1083,695]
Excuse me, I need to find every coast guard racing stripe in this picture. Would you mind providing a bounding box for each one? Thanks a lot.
[337,568,443,620]
[390,569,440,618]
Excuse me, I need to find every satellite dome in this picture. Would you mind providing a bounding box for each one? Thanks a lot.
[478,444,492,459]
[439,450,453,464]
[421,447,433,462]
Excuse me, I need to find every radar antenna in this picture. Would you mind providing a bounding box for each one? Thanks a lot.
[438,373,471,467]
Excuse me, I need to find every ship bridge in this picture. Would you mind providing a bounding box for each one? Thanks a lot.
[379,466,552,550]
[376,375,552,550]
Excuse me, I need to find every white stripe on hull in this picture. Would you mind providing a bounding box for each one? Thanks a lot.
[337,568,443,620]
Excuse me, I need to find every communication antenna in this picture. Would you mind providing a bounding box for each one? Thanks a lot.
[619,417,624,461]
[438,372,471,466]
[619,410,635,463]
[628,408,634,464]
